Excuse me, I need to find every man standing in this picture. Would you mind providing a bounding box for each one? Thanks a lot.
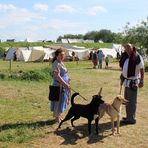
[119,43,144,124]
[92,51,98,69]
[98,50,104,69]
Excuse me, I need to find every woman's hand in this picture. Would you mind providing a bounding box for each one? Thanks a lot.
[65,83,71,90]
[68,78,71,82]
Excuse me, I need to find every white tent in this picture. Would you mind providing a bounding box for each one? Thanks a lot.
[67,39,83,43]
[61,39,68,43]
[112,44,124,53]
[67,48,91,60]
[28,46,55,61]
[5,46,55,62]
[5,47,33,61]
[99,48,117,58]
[83,40,94,43]
[17,48,32,62]
[28,46,45,62]
[43,48,55,60]
[72,45,85,49]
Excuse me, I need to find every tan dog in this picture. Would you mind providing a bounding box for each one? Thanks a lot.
[98,95,128,135]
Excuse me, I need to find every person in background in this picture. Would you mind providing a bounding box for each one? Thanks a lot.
[92,50,98,69]
[105,56,109,69]
[72,51,75,61]
[119,43,144,124]
[50,48,71,123]
[89,51,93,60]
[98,50,104,69]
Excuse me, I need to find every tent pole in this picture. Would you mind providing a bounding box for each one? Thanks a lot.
[9,59,12,73]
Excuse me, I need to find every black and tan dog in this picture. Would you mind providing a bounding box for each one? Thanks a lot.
[58,88,104,135]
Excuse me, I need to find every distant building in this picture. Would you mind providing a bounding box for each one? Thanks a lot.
[61,39,69,43]
[24,38,33,42]
[83,40,94,43]
[61,38,94,43]
[6,39,15,42]
[98,40,104,43]
[67,39,83,43]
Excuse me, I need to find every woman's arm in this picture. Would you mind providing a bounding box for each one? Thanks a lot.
[54,71,70,89]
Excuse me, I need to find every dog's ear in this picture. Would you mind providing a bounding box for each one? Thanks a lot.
[92,95,96,99]
[98,88,103,96]
[116,95,123,101]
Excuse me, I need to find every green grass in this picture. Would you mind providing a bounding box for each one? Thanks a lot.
[0,60,147,147]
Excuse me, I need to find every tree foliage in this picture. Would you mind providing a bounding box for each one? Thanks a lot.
[123,17,148,48]
[57,29,117,43]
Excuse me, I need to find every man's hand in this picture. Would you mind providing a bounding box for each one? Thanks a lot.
[139,80,144,88]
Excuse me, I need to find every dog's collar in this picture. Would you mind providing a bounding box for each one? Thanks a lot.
[112,104,119,113]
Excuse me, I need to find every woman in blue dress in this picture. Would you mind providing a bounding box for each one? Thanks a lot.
[50,48,71,123]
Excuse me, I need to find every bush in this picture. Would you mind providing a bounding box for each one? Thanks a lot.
[0,47,5,58]
[0,68,51,81]
[0,73,5,79]
[8,73,20,80]
[145,66,148,72]
[21,70,46,81]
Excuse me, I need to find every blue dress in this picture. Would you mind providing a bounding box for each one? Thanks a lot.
[50,60,69,115]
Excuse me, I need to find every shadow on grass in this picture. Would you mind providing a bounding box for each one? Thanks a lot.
[54,121,112,145]
[0,119,55,131]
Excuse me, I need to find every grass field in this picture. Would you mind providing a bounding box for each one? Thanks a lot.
[0,60,148,148]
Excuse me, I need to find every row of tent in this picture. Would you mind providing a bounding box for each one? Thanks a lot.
[4,44,124,62]
[5,47,55,62]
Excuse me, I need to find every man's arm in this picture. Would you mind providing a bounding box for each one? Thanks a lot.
[139,68,144,88]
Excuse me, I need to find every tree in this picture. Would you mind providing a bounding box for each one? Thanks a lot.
[83,31,98,40]
[95,29,115,43]
[123,17,148,50]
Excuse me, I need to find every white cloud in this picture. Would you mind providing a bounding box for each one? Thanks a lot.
[33,3,48,11]
[54,4,77,13]
[88,6,107,16]
[42,19,82,30]
[0,4,16,11]
[0,8,45,29]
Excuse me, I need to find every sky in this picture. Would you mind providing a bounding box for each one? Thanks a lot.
[0,0,148,41]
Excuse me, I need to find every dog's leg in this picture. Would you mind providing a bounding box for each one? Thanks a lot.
[58,110,74,128]
[58,120,64,128]
[117,115,120,134]
[88,120,92,135]
[111,118,115,135]
[71,116,80,127]
[95,118,99,135]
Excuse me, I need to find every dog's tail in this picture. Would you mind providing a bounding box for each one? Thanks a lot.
[71,92,79,105]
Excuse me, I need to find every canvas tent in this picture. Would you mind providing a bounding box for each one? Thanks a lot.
[16,48,32,62]
[112,44,124,53]
[5,47,55,62]
[99,48,117,58]
[61,39,69,43]
[28,46,55,62]
[5,48,17,60]
[67,39,83,43]
[67,48,91,60]
[43,48,55,60]
[59,44,91,60]
[5,47,33,61]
